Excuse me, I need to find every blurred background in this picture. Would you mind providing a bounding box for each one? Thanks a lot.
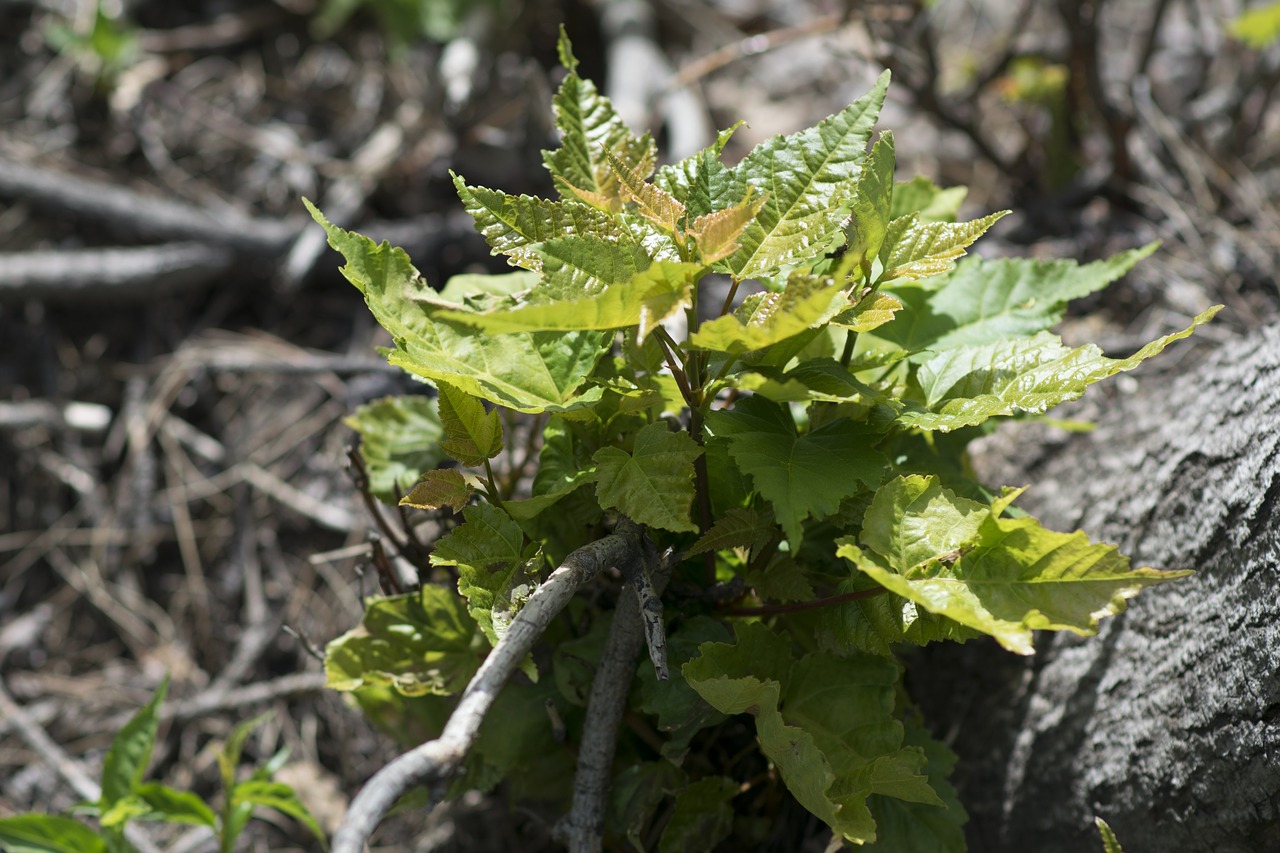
[1,0,1277,849]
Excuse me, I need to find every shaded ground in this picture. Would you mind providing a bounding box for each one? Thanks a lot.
[1,1,1277,850]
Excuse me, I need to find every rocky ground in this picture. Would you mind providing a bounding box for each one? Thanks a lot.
[1,1,1276,850]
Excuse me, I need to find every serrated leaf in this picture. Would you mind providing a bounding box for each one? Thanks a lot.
[543,40,655,208]
[686,507,775,557]
[860,475,988,575]
[684,622,937,844]
[877,211,1007,282]
[0,815,108,853]
[308,201,611,413]
[101,677,168,807]
[781,359,902,407]
[660,776,739,853]
[653,122,743,223]
[431,504,538,653]
[690,272,845,353]
[324,586,480,695]
[900,306,1221,431]
[605,147,686,232]
[345,395,445,503]
[863,722,967,853]
[841,490,1193,655]
[706,396,885,547]
[889,176,967,222]
[831,291,903,333]
[400,469,474,512]
[438,270,539,305]
[689,187,767,264]
[845,131,896,279]
[592,422,702,533]
[724,71,890,279]
[534,233,654,299]
[452,175,619,270]
[438,261,699,341]
[876,245,1158,354]
[437,381,503,466]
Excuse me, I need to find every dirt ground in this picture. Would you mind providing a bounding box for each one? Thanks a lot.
[1,1,1276,850]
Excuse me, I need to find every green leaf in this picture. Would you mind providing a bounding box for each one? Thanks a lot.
[746,554,816,603]
[308,201,611,413]
[217,711,271,794]
[132,783,218,828]
[690,272,845,353]
[230,779,328,848]
[606,147,686,232]
[400,468,474,512]
[324,586,480,695]
[686,507,775,558]
[684,622,937,844]
[432,503,539,656]
[860,475,988,575]
[707,396,885,547]
[831,292,903,333]
[535,233,654,299]
[592,422,702,533]
[899,306,1222,431]
[99,793,150,829]
[875,245,1158,354]
[842,488,1193,655]
[844,131,896,279]
[659,776,739,853]
[725,71,890,279]
[653,124,742,222]
[345,395,444,503]
[1096,816,1126,853]
[437,381,503,466]
[608,762,686,852]
[688,187,767,264]
[1230,1,1280,48]
[635,617,732,763]
[438,269,540,304]
[452,175,619,270]
[439,261,699,342]
[0,815,107,853]
[863,722,967,853]
[465,678,576,803]
[101,676,168,807]
[543,34,655,207]
[889,177,967,222]
[876,211,1007,282]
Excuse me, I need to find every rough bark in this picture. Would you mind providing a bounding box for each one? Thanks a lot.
[911,324,1280,852]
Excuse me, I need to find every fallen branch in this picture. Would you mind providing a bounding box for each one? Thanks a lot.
[0,243,235,299]
[331,519,645,853]
[556,542,675,853]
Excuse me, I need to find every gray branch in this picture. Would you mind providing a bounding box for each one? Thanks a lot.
[331,519,646,853]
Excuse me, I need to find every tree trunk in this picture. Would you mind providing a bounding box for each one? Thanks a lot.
[910,324,1280,852]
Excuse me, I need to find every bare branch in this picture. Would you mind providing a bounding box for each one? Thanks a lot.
[331,519,646,853]
[557,543,676,852]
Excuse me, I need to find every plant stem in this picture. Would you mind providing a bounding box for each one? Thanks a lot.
[483,458,505,511]
[653,326,697,411]
[718,278,741,317]
[840,329,857,367]
[721,586,886,616]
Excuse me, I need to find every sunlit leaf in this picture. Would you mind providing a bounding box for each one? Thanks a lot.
[877,211,1007,282]
[843,486,1193,655]
[308,201,611,413]
[0,815,107,853]
[844,131,896,280]
[101,677,168,807]
[688,188,767,264]
[690,272,845,353]
[724,72,890,279]
[452,175,619,270]
[345,395,445,503]
[231,780,328,848]
[889,176,967,222]
[606,148,686,233]
[831,292,903,333]
[899,306,1221,431]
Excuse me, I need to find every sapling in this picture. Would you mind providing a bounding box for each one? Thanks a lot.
[316,30,1217,852]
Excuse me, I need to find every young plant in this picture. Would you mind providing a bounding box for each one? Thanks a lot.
[315,30,1217,851]
[0,679,326,853]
